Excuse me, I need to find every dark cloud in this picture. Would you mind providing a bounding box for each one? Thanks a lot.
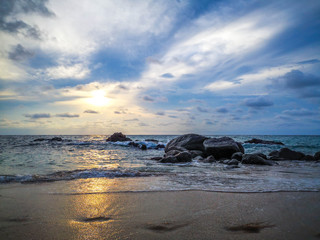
[244,97,274,109]
[24,113,51,119]
[216,107,228,113]
[155,111,165,116]
[55,113,79,118]
[197,106,208,113]
[124,118,139,122]
[84,110,99,114]
[283,70,320,89]
[143,96,154,102]
[117,84,129,90]
[8,44,34,61]
[282,109,317,117]
[0,0,54,39]
[114,111,121,114]
[160,73,174,78]
[297,59,320,65]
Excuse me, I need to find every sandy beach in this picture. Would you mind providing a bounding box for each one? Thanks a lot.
[1,179,320,240]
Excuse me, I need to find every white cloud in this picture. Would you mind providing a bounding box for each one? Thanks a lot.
[45,64,90,80]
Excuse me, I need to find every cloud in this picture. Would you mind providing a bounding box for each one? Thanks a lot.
[297,59,320,65]
[55,113,79,118]
[205,120,214,125]
[143,96,154,102]
[24,113,51,119]
[45,64,90,80]
[216,107,228,113]
[155,111,165,116]
[8,44,34,61]
[282,108,317,117]
[84,110,99,114]
[197,106,208,113]
[160,73,174,78]
[124,118,139,122]
[0,0,54,39]
[244,97,274,109]
[282,70,320,89]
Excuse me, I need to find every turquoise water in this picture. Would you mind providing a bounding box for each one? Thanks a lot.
[0,135,319,192]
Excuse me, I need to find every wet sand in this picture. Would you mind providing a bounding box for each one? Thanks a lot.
[0,181,320,240]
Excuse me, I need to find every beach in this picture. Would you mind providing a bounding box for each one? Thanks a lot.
[1,179,320,240]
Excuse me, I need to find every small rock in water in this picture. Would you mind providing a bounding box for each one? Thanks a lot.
[314,151,320,161]
[231,152,243,161]
[245,138,284,145]
[302,155,315,161]
[278,148,305,160]
[175,151,192,162]
[150,157,162,161]
[203,155,216,163]
[106,132,132,142]
[242,154,274,166]
[140,144,147,150]
[50,137,63,141]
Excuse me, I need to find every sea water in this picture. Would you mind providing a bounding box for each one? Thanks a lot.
[0,135,319,192]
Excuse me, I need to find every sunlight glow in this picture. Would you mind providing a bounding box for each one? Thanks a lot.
[87,90,111,106]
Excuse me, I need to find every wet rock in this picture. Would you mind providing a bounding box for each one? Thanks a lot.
[314,151,320,161]
[165,150,181,157]
[226,159,240,165]
[193,156,204,161]
[203,137,244,159]
[245,138,284,145]
[203,155,216,163]
[160,156,178,163]
[278,148,305,160]
[175,151,192,162]
[242,154,274,166]
[150,157,162,161]
[33,138,48,141]
[156,144,165,149]
[231,152,243,161]
[268,150,279,157]
[50,137,63,141]
[269,156,286,161]
[145,139,158,143]
[128,141,139,147]
[165,134,208,152]
[301,155,315,161]
[140,144,147,150]
[190,150,204,158]
[106,132,132,142]
[253,152,267,160]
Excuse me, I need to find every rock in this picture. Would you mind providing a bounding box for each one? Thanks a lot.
[175,151,192,162]
[269,156,286,161]
[165,150,181,157]
[301,155,315,161]
[226,159,240,165]
[193,156,204,161]
[268,150,279,157]
[145,139,158,143]
[140,144,147,150]
[225,165,240,169]
[314,151,320,160]
[150,157,162,161]
[160,156,177,163]
[156,144,165,149]
[190,150,204,158]
[165,134,208,152]
[278,148,305,160]
[106,132,132,142]
[128,142,139,148]
[242,154,274,166]
[231,152,243,161]
[203,155,216,163]
[50,137,63,141]
[253,152,267,160]
[245,138,284,145]
[236,142,245,154]
[203,137,244,159]
[33,138,48,141]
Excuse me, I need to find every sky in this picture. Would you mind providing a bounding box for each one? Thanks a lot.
[0,0,320,135]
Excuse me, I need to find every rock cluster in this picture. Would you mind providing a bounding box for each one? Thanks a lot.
[152,134,320,166]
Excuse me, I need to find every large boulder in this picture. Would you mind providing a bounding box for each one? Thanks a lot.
[165,134,208,152]
[242,154,274,166]
[278,148,305,160]
[203,137,244,159]
[314,151,320,161]
[245,138,284,145]
[106,132,132,142]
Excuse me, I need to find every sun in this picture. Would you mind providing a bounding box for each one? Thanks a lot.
[87,90,111,106]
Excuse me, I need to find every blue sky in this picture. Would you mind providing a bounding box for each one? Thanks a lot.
[0,0,319,135]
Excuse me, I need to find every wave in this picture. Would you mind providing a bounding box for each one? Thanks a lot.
[0,168,153,183]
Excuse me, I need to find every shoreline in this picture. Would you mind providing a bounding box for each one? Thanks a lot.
[1,181,320,239]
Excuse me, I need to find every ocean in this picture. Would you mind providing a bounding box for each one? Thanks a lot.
[0,135,320,193]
